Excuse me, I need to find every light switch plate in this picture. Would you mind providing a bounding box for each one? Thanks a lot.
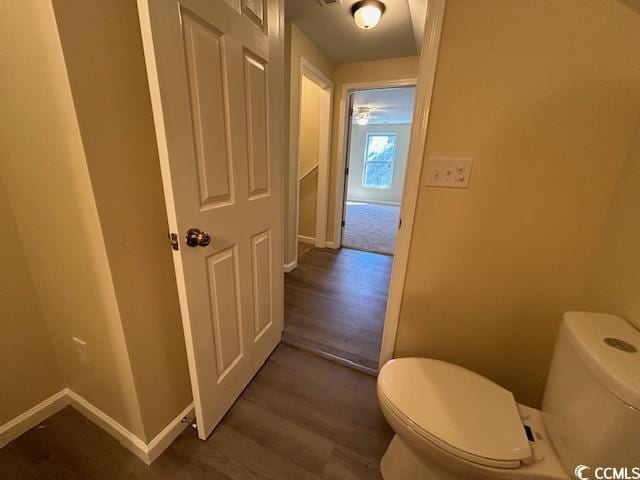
[72,336,92,372]
[425,157,473,188]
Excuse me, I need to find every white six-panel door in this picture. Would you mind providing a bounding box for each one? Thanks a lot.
[137,0,283,439]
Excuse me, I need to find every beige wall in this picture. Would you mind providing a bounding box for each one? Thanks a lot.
[0,0,192,443]
[298,173,319,239]
[347,124,411,204]
[297,76,323,239]
[395,0,640,408]
[0,0,145,438]
[285,23,334,263]
[0,184,63,426]
[52,0,192,441]
[581,119,640,330]
[328,56,419,242]
[300,77,322,177]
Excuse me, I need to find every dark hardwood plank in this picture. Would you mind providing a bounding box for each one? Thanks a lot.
[0,345,393,480]
[321,445,383,480]
[284,248,392,371]
[282,331,379,372]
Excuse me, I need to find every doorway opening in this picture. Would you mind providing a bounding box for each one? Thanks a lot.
[284,82,418,374]
[340,87,416,255]
[295,61,332,261]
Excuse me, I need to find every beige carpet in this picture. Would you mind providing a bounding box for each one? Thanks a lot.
[342,201,400,255]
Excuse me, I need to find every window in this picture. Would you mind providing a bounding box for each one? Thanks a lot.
[362,133,397,189]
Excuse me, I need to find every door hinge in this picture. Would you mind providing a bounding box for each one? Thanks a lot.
[181,415,197,429]
[345,167,349,175]
[398,217,402,229]
[169,232,179,251]
[341,220,346,227]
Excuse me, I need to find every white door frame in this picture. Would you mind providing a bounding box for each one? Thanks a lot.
[378,0,446,366]
[293,57,333,259]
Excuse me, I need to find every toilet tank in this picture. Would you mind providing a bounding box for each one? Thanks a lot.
[542,312,640,472]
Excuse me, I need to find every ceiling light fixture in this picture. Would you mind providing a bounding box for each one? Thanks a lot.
[351,0,386,30]
[355,107,371,126]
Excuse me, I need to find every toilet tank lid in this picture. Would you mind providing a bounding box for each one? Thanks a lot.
[562,312,640,410]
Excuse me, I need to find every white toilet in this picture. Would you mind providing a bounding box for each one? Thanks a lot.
[377,312,640,479]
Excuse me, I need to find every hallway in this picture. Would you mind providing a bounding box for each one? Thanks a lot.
[284,248,392,372]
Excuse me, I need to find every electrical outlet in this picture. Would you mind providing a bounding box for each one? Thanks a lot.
[425,157,473,188]
[72,337,92,372]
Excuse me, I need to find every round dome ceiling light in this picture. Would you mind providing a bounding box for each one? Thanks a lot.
[351,0,386,30]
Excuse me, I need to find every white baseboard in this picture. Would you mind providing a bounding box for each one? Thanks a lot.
[67,389,193,465]
[66,388,150,463]
[0,389,68,448]
[297,235,316,245]
[146,403,194,463]
[0,388,193,465]
[346,198,401,206]
[283,260,297,273]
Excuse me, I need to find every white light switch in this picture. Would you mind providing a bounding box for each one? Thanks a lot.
[72,337,92,372]
[425,157,473,188]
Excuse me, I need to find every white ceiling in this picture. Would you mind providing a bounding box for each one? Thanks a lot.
[285,0,418,63]
[352,87,416,124]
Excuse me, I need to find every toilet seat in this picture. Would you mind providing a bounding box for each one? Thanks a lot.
[378,358,533,470]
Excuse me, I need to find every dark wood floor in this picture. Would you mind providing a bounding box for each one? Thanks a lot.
[284,248,392,372]
[0,345,393,479]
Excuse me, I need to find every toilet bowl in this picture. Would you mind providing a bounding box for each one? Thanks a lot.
[377,312,640,480]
